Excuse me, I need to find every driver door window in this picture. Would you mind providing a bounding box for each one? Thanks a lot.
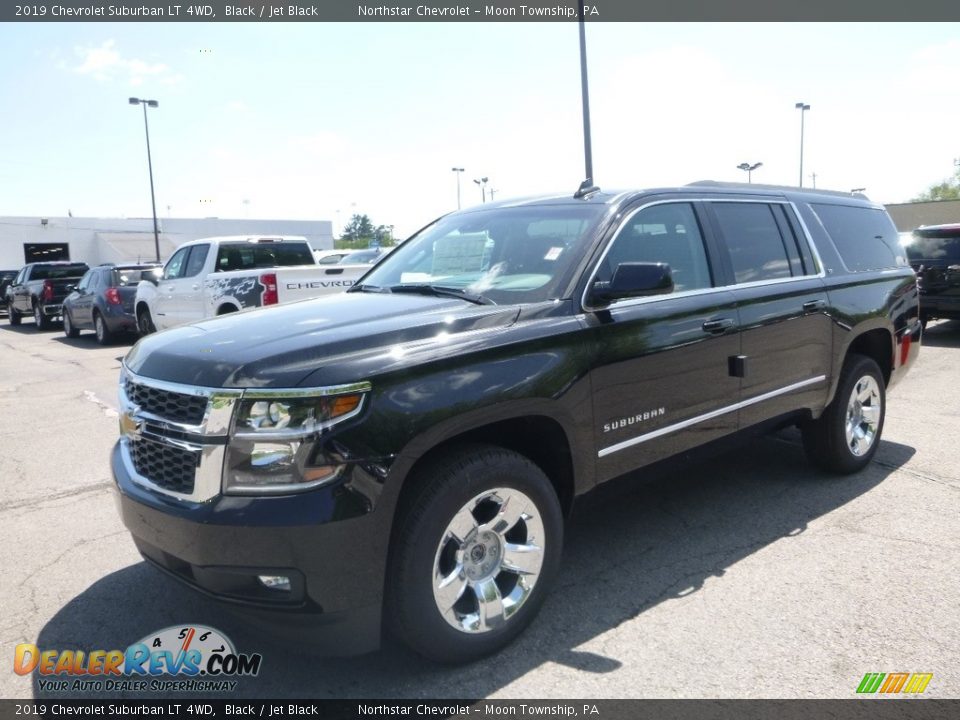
[602,202,713,293]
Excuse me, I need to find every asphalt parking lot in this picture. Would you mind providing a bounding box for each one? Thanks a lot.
[1,318,958,699]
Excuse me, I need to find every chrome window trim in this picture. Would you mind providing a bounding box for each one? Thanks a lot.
[581,197,827,314]
[598,375,827,458]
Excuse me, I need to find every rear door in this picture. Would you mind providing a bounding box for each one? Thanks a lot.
[705,200,832,425]
[584,199,742,482]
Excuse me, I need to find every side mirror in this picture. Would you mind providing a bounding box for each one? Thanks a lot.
[591,262,674,304]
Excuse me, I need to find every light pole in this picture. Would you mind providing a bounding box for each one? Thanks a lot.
[795,102,810,188]
[451,167,465,209]
[488,186,498,201]
[473,176,489,203]
[129,97,161,262]
[737,161,763,183]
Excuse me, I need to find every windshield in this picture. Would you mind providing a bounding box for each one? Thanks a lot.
[358,205,606,304]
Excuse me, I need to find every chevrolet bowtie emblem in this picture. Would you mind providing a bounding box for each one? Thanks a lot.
[119,409,143,437]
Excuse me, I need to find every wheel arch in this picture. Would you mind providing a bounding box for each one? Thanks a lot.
[844,327,893,386]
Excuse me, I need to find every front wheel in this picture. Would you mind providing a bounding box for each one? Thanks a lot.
[9,304,21,326]
[63,309,80,338]
[802,354,885,474]
[137,306,155,336]
[388,445,563,664]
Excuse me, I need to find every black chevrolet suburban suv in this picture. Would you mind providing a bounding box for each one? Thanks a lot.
[112,183,920,663]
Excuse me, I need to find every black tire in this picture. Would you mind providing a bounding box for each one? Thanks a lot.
[9,305,21,326]
[137,305,155,336]
[33,303,50,330]
[94,311,113,345]
[802,354,885,474]
[63,309,80,338]
[388,444,563,664]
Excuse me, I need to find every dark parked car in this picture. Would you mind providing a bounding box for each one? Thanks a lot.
[339,248,388,265]
[113,183,920,663]
[902,223,960,327]
[5,261,89,329]
[0,270,17,315]
[63,264,161,344]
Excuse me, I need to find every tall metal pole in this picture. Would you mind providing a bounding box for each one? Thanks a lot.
[578,14,594,185]
[796,102,810,188]
[142,103,160,262]
[131,98,162,262]
[452,167,464,209]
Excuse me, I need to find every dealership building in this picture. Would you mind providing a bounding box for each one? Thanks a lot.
[0,216,335,269]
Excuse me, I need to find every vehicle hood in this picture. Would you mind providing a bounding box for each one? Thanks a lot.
[123,292,521,388]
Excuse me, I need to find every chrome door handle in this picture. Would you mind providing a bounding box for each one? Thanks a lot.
[803,299,827,312]
[702,318,735,334]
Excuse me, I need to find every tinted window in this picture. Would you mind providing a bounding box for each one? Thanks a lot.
[76,270,94,292]
[163,247,191,280]
[30,264,89,280]
[602,202,713,292]
[216,242,314,271]
[811,203,906,272]
[904,228,960,264]
[115,267,160,286]
[184,244,210,278]
[713,203,794,284]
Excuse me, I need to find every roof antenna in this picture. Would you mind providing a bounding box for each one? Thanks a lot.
[573,10,599,199]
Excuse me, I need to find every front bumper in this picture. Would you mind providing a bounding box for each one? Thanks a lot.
[111,442,386,655]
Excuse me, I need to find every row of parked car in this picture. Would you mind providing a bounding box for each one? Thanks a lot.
[0,235,390,344]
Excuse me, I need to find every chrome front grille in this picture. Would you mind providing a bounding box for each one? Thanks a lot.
[129,436,200,494]
[119,368,243,502]
[124,379,208,425]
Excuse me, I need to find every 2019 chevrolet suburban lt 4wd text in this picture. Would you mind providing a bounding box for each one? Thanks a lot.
[112,183,920,663]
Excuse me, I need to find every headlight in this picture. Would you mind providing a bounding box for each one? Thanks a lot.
[224,388,367,495]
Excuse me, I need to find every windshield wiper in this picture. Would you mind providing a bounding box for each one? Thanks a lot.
[387,284,494,305]
[350,283,388,293]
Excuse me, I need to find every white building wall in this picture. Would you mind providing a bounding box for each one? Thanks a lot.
[0,216,334,269]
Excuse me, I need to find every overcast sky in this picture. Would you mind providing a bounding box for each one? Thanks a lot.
[1,21,959,237]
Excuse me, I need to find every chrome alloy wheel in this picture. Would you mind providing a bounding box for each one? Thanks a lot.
[432,488,545,634]
[845,375,882,456]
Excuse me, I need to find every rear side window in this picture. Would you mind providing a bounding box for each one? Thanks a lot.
[712,203,795,284]
[811,204,906,272]
[904,228,960,264]
[216,242,314,271]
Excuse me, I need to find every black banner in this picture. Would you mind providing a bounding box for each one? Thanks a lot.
[0,700,957,720]
[4,0,960,22]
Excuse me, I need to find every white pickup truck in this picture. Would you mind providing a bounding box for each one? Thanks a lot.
[135,235,369,334]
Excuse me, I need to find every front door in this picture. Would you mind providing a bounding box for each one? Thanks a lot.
[584,200,742,483]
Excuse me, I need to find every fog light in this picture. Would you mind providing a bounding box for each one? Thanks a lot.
[258,575,291,592]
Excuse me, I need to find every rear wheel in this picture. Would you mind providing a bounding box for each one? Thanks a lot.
[802,354,885,474]
[33,303,50,330]
[94,312,113,345]
[388,445,563,664]
[137,306,155,336]
[63,309,80,338]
